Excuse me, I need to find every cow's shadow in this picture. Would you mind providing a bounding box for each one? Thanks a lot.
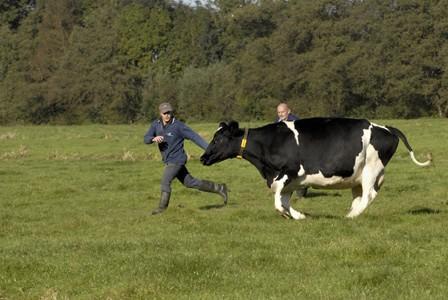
[300,191,342,199]
[303,212,341,219]
[198,191,342,211]
[303,207,443,219]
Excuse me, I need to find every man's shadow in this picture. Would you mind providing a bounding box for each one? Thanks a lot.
[199,203,233,210]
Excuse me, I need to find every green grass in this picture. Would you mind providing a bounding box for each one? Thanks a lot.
[1,119,447,299]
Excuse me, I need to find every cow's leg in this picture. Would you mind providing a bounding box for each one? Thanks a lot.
[274,191,287,216]
[347,181,375,218]
[347,168,384,218]
[278,192,306,220]
[272,175,305,220]
[347,185,363,217]
[347,183,372,218]
[366,170,385,206]
[272,176,287,216]
[373,170,385,196]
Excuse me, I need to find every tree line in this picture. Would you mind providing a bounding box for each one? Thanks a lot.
[1,0,447,125]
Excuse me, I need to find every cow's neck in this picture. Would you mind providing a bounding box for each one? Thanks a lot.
[241,128,279,185]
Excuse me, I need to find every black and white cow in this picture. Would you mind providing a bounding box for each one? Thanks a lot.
[200,118,431,219]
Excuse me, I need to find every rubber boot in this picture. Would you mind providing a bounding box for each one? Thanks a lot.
[198,180,228,205]
[152,191,171,215]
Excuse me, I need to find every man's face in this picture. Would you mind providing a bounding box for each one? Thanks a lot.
[277,105,290,121]
[160,111,173,124]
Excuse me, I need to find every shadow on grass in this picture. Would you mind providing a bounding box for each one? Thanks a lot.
[303,212,342,219]
[407,207,441,215]
[306,207,443,219]
[199,203,236,210]
[301,191,342,199]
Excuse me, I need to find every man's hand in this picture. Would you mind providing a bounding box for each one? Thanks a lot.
[152,136,164,143]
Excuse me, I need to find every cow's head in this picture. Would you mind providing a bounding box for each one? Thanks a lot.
[200,121,243,166]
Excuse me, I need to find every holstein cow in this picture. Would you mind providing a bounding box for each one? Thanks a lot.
[200,118,432,219]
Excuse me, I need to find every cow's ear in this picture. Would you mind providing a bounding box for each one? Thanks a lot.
[228,121,239,133]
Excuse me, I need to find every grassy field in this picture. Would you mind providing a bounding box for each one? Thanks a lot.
[1,119,447,299]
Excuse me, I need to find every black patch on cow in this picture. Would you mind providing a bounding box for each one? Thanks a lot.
[244,122,300,185]
[294,118,371,178]
[370,126,399,167]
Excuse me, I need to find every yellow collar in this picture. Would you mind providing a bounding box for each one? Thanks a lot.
[236,128,249,159]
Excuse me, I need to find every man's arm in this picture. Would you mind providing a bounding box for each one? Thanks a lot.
[144,122,157,144]
[181,124,209,150]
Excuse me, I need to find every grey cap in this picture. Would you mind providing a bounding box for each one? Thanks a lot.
[159,102,173,113]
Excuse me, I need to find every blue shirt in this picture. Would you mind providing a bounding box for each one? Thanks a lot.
[275,114,299,123]
[144,118,209,165]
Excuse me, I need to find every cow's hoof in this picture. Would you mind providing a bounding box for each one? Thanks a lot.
[277,210,291,219]
[290,211,306,220]
[281,214,292,219]
[346,211,359,219]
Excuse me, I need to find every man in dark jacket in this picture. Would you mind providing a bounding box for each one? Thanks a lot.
[144,102,228,215]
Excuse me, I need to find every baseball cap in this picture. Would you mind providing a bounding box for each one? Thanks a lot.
[159,102,173,113]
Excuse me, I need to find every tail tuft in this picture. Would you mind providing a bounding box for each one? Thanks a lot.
[410,151,432,167]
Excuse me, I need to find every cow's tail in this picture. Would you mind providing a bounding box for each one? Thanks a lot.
[386,126,432,167]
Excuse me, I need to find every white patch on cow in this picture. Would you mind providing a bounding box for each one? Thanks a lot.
[349,186,363,213]
[365,143,384,170]
[294,172,360,191]
[297,164,305,177]
[271,175,288,213]
[371,122,388,131]
[283,121,300,145]
[271,175,287,195]
[216,126,223,132]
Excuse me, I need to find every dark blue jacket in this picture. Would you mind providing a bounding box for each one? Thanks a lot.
[275,114,299,123]
[144,118,208,164]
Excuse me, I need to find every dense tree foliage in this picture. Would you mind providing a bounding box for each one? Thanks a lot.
[1,0,447,124]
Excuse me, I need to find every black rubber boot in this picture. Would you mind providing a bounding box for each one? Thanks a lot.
[152,191,171,215]
[198,180,228,205]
